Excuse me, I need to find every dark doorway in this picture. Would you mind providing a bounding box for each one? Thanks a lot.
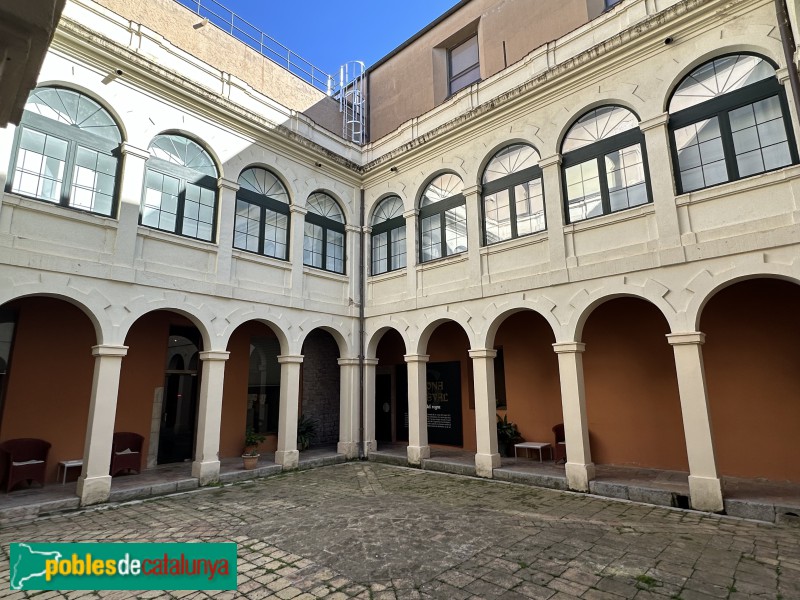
[375,372,392,442]
[158,326,200,464]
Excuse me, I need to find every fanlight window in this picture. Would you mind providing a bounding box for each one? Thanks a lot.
[482,144,545,244]
[234,167,290,260]
[668,54,797,193]
[419,173,466,261]
[10,87,122,216]
[371,195,406,275]
[561,106,650,223]
[142,134,219,242]
[304,192,345,274]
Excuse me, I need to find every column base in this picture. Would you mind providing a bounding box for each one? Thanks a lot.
[475,453,501,478]
[275,450,299,470]
[688,475,724,512]
[77,475,112,506]
[407,445,430,466]
[363,440,378,457]
[565,461,595,492]
[191,460,220,485]
[337,441,359,459]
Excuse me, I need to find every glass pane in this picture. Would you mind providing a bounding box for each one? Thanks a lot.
[306,192,344,222]
[445,204,467,255]
[148,134,217,177]
[450,36,478,76]
[420,214,441,262]
[484,189,512,244]
[183,183,215,241]
[563,106,639,152]
[421,173,464,206]
[371,195,404,225]
[326,230,345,273]
[482,144,540,184]
[604,143,648,212]
[372,232,388,275]
[25,87,121,143]
[234,199,261,252]
[391,225,407,270]
[565,159,602,222]
[674,118,729,192]
[12,127,67,203]
[450,65,480,94]
[142,169,180,233]
[262,208,289,259]
[303,222,323,268]
[515,178,545,235]
[69,146,117,216]
[238,167,289,203]
[730,96,791,178]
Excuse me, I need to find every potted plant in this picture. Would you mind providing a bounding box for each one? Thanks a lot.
[242,428,266,470]
[496,414,523,457]
[296,414,317,451]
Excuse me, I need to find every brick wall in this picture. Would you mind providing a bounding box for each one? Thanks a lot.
[301,330,340,446]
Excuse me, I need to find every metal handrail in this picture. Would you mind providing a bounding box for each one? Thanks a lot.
[174,0,337,95]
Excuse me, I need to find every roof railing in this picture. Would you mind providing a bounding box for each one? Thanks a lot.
[175,0,337,95]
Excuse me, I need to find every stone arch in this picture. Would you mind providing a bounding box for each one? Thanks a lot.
[413,311,476,355]
[366,322,411,359]
[218,307,291,356]
[480,302,561,349]
[117,299,215,352]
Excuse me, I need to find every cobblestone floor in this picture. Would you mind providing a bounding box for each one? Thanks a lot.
[1,463,799,599]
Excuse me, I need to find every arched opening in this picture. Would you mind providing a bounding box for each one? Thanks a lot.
[374,329,407,450]
[701,278,800,482]
[0,297,96,489]
[118,310,204,471]
[583,298,688,471]
[220,321,282,465]
[423,321,473,452]
[300,329,341,449]
[493,311,562,461]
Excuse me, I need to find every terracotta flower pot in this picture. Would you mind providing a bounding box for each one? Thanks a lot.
[242,454,259,470]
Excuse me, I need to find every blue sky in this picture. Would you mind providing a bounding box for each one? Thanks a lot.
[191,0,460,75]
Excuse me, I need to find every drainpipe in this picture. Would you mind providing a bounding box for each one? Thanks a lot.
[775,0,800,119]
[358,188,366,459]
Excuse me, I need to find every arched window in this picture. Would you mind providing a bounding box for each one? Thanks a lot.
[562,105,650,223]
[669,54,798,193]
[234,167,290,260]
[371,195,406,275]
[142,133,218,241]
[9,87,122,216]
[482,144,545,244]
[419,173,466,262]
[304,192,345,274]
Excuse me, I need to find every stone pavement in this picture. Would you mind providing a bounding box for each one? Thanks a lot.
[1,462,799,599]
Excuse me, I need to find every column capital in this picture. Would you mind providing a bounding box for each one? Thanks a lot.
[364,357,379,366]
[120,143,150,160]
[403,208,419,219]
[552,342,586,354]
[666,332,706,346]
[468,348,497,359]
[639,113,669,132]
[404,353,429,363]
[217,178,240,192]
[777,66,790,84]
[278,354,304,364]
[345,224,361,233]
[538,154,562,169]
[91,344,128,358]
[290,205,308,216]
[199,350,230,361]
[338,357,361,366]
[363,225,373,234]
[462,184,482,197]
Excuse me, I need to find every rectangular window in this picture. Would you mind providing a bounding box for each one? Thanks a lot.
[390,225,407,270]
[372,232,388,275]
[234,199,261,253]
[12,127,67,203]
[326,230,345,273]
[565,159,602,222]
[484,189,512,243]
[263,209,288,259]
[444,205,467,254]
[421,214,441,261]
[142,170,179,233]
[449,35,480,95]
[674,117,729,192]
[605,143,648,212]
[303,222,324,268]
[514,178,545,236]
[70,146,115,216]
[730,95,792,177]
[182,183,215,241]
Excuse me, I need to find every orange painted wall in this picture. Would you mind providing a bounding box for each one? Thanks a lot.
[0,298,95,483]
[220,322,278,458]
[427,322,475,451]
[702,279,800,482]
[583,298,689,471]
[495,311,562,445]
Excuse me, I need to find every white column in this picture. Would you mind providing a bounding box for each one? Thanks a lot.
[276,354,303,469]
[113,143,150,267]
[403,208,419,298]
[345,223,361,305]
[640,114,684,263]
[552,342,595,491]
[337,357,360,458]
[289,205,308,297]
[77,344,128,506]
[363,357,379,455]
[215,178,239,283]
[191,350,229,485]
[667,332,724,512]
[539,154,569,278]
[469,348,500,478]
[463,184,482,285]
[405,353,430,465]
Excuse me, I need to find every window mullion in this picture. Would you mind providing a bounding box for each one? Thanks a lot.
[439,209,448,257]
[718,111,740,182]
[598,157,611,215]
[508,185,518,239]
[61,141,78,208]
[321,225,328,271]
[176,182,187,236]
[258,206,267,256]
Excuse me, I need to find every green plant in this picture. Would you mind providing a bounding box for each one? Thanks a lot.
[496,414,523,456]
[243,428,266,456]
[297,414,318,451]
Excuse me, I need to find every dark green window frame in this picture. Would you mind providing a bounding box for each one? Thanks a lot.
[371,214,406,275]
[482,164,546,245]
[304,211,346,274]
[669,72,799,195]
[419,193,467,262]
[234,186,290,260]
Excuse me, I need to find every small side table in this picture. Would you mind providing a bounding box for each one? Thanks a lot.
[58,459,83,485]
[514,442,552,462]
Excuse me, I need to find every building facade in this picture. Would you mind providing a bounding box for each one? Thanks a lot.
[0,0,798,514]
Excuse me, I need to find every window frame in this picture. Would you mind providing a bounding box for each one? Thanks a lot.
[303,195,347,275]
[234,176,291,261]
[448,34,480,96]
[668,57,799,195]
[481,155,546,246]
[7,98,122,218]
[418,186,467,263]
[370,197,406,276]
[561,107,653,225]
